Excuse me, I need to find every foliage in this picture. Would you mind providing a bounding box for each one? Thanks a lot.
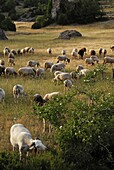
[2,0,16,12]
[1,17,16,31]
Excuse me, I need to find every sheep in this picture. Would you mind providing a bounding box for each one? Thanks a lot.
[8,52,15,59]
[71,48,78,59]
[79,69,89,76]
[54,71,65,77]
[78,48,86,59]
[36,68,45,78]
[5,67,17,76]
[56,55,70,63]
[33,94,45,106]
[0,59,5,66]
[24,47,30,53]
[110,46,114,52]
[11,49,17,55]
[99,48,107,57]
[13,84,26,101]
[27,60,40,67]
[28,47,34,54]
[17,48,21,55]
[50,63,65,72]
[8,58,15,66]
[18,67,36,77]
[89,49,96,56]
[47,48,52,54]
[85,58,94,65]
[54,72,72,85]
[10,124,46,161]
[20,48,26,55]
[64,79,73,93]
[3,47,10,57]
[43,92,60,101]
[44,62,53,70]
[0,65,5,76]
[0,88,5,102]
[90,55,99,63]
[61,49,66,55]
[76,65,84,72]
[103,56,114,65]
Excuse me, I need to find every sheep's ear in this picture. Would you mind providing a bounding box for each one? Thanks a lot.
[29,142,35,150]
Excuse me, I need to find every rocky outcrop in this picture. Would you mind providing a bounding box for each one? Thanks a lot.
[0,29,8,40]
[58,30,82,39]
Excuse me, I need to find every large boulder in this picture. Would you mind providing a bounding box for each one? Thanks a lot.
[58,30,82,39]
[0,29,8,40]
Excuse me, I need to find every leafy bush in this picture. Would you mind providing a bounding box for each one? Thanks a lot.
[1,17,16,31]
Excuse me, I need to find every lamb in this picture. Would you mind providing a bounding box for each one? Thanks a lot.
[0,59,5,66]
[54,72,72,84]
[18,67,36,77]
[85,58,94,65]
[64,79,73,93]
[43,92,60,101]
[90,55,99,63]
[3,47,10,57]
[13,84,26,100]
[5,67,17,76]
[8,58,15,66]
[47,48,52,54]
[44,62,53,70]
[27,60,40,67]
[0,88,5,102]
[36,68,45,78]
[50,63,65,72]
[56,55,70,63]
[71,48,78,59]
[10,124,46,161]
[103,56,114,65]
[78,48,86,59]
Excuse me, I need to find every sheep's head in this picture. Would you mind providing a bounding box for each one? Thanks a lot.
[30,138,46,151]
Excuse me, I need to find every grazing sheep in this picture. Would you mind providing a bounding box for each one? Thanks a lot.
[5,67,17,76]
[78,48,86,59]
[89,49,96,56]
[54,73,72,84]
[33,94,44,106]
[10,124,46,161]
[24,47,30,53]
[64,79,73,93]
[85,58,94,65]
[79,69,89,76]
[99,48,107,57]
[71,48,78,59]
[8,58,15,66]
[0,88,5,102]
[0,65,5,76]
[56,55,70,63]
[50,63,65,72]
[36,68,45,78]
[17,49,21,55]
[44,62,53,70]
[27,60,40,67]
[90,55,99,63]
[103,56,114,65]
[54,71,64,77]
[8,52,15,59]
[3,47,10,57]
[13,84,25,100]
[20,48,26,55]
[110,46,114,52]
[0,59,5,66]
[18,67,36,77]
[43,92,60,101]
[11,49,17,55]
[61,49,66,55]
[47,48,52,54]
[76,65,84,72]
[28,47,34,54]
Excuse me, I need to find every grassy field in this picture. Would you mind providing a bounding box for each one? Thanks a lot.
[0,20,114,152]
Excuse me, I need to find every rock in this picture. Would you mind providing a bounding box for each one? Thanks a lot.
[58,30,82,39]
[0,29,8,40]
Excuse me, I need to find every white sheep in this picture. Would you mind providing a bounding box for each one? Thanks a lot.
[43,92,60,101]
[28,47,34,54]
[5,67,17,76]
[13,84,26,101]
[50,63,65,72]
[54,72,72,84]
[18,67,36,77]
[79,69,89,76]
[61,49,66,55]
[90,55,99,63]
[71,48,78,59]
[8,58,15,66]
[36,68,45,78]
[85,58,94,65]
[24,47,30,53]
[47,48,52,54]
[99,48,107,57]
[64,79,73,93]
[0,88,5,102]
[56,55,70,63]
[76,65,84,72]
[3,47,10,57]
[103,56,114,65]
[0,59,5,66]
[44,62,53,70]
[54,71,65,77]
[27,60,40,67]
[8,52,15,59]
[10,124,46,161]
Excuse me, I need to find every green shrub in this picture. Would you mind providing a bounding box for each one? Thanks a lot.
[1,17,16,31]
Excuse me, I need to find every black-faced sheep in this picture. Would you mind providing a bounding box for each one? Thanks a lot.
[8,52,15,59]
[0,88,5,102]
[61,49,66,55]
[8,58,15,66]
[89,49,96,56]
[10,124,46,161]
[13,84,25,100]
[78,48,86,59]
[33,94,45,106]
[76,65,84,72]
[99,48,107,57]
[0,65,5,76]
[3,47,10,57]
[47,48,52,54]
[64,79,73,93]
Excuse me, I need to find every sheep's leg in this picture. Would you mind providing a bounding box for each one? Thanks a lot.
[43,118,46,133]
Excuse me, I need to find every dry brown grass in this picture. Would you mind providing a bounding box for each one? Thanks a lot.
[0,20,114,152]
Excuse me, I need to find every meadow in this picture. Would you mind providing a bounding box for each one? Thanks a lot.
[0,19,114,154]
